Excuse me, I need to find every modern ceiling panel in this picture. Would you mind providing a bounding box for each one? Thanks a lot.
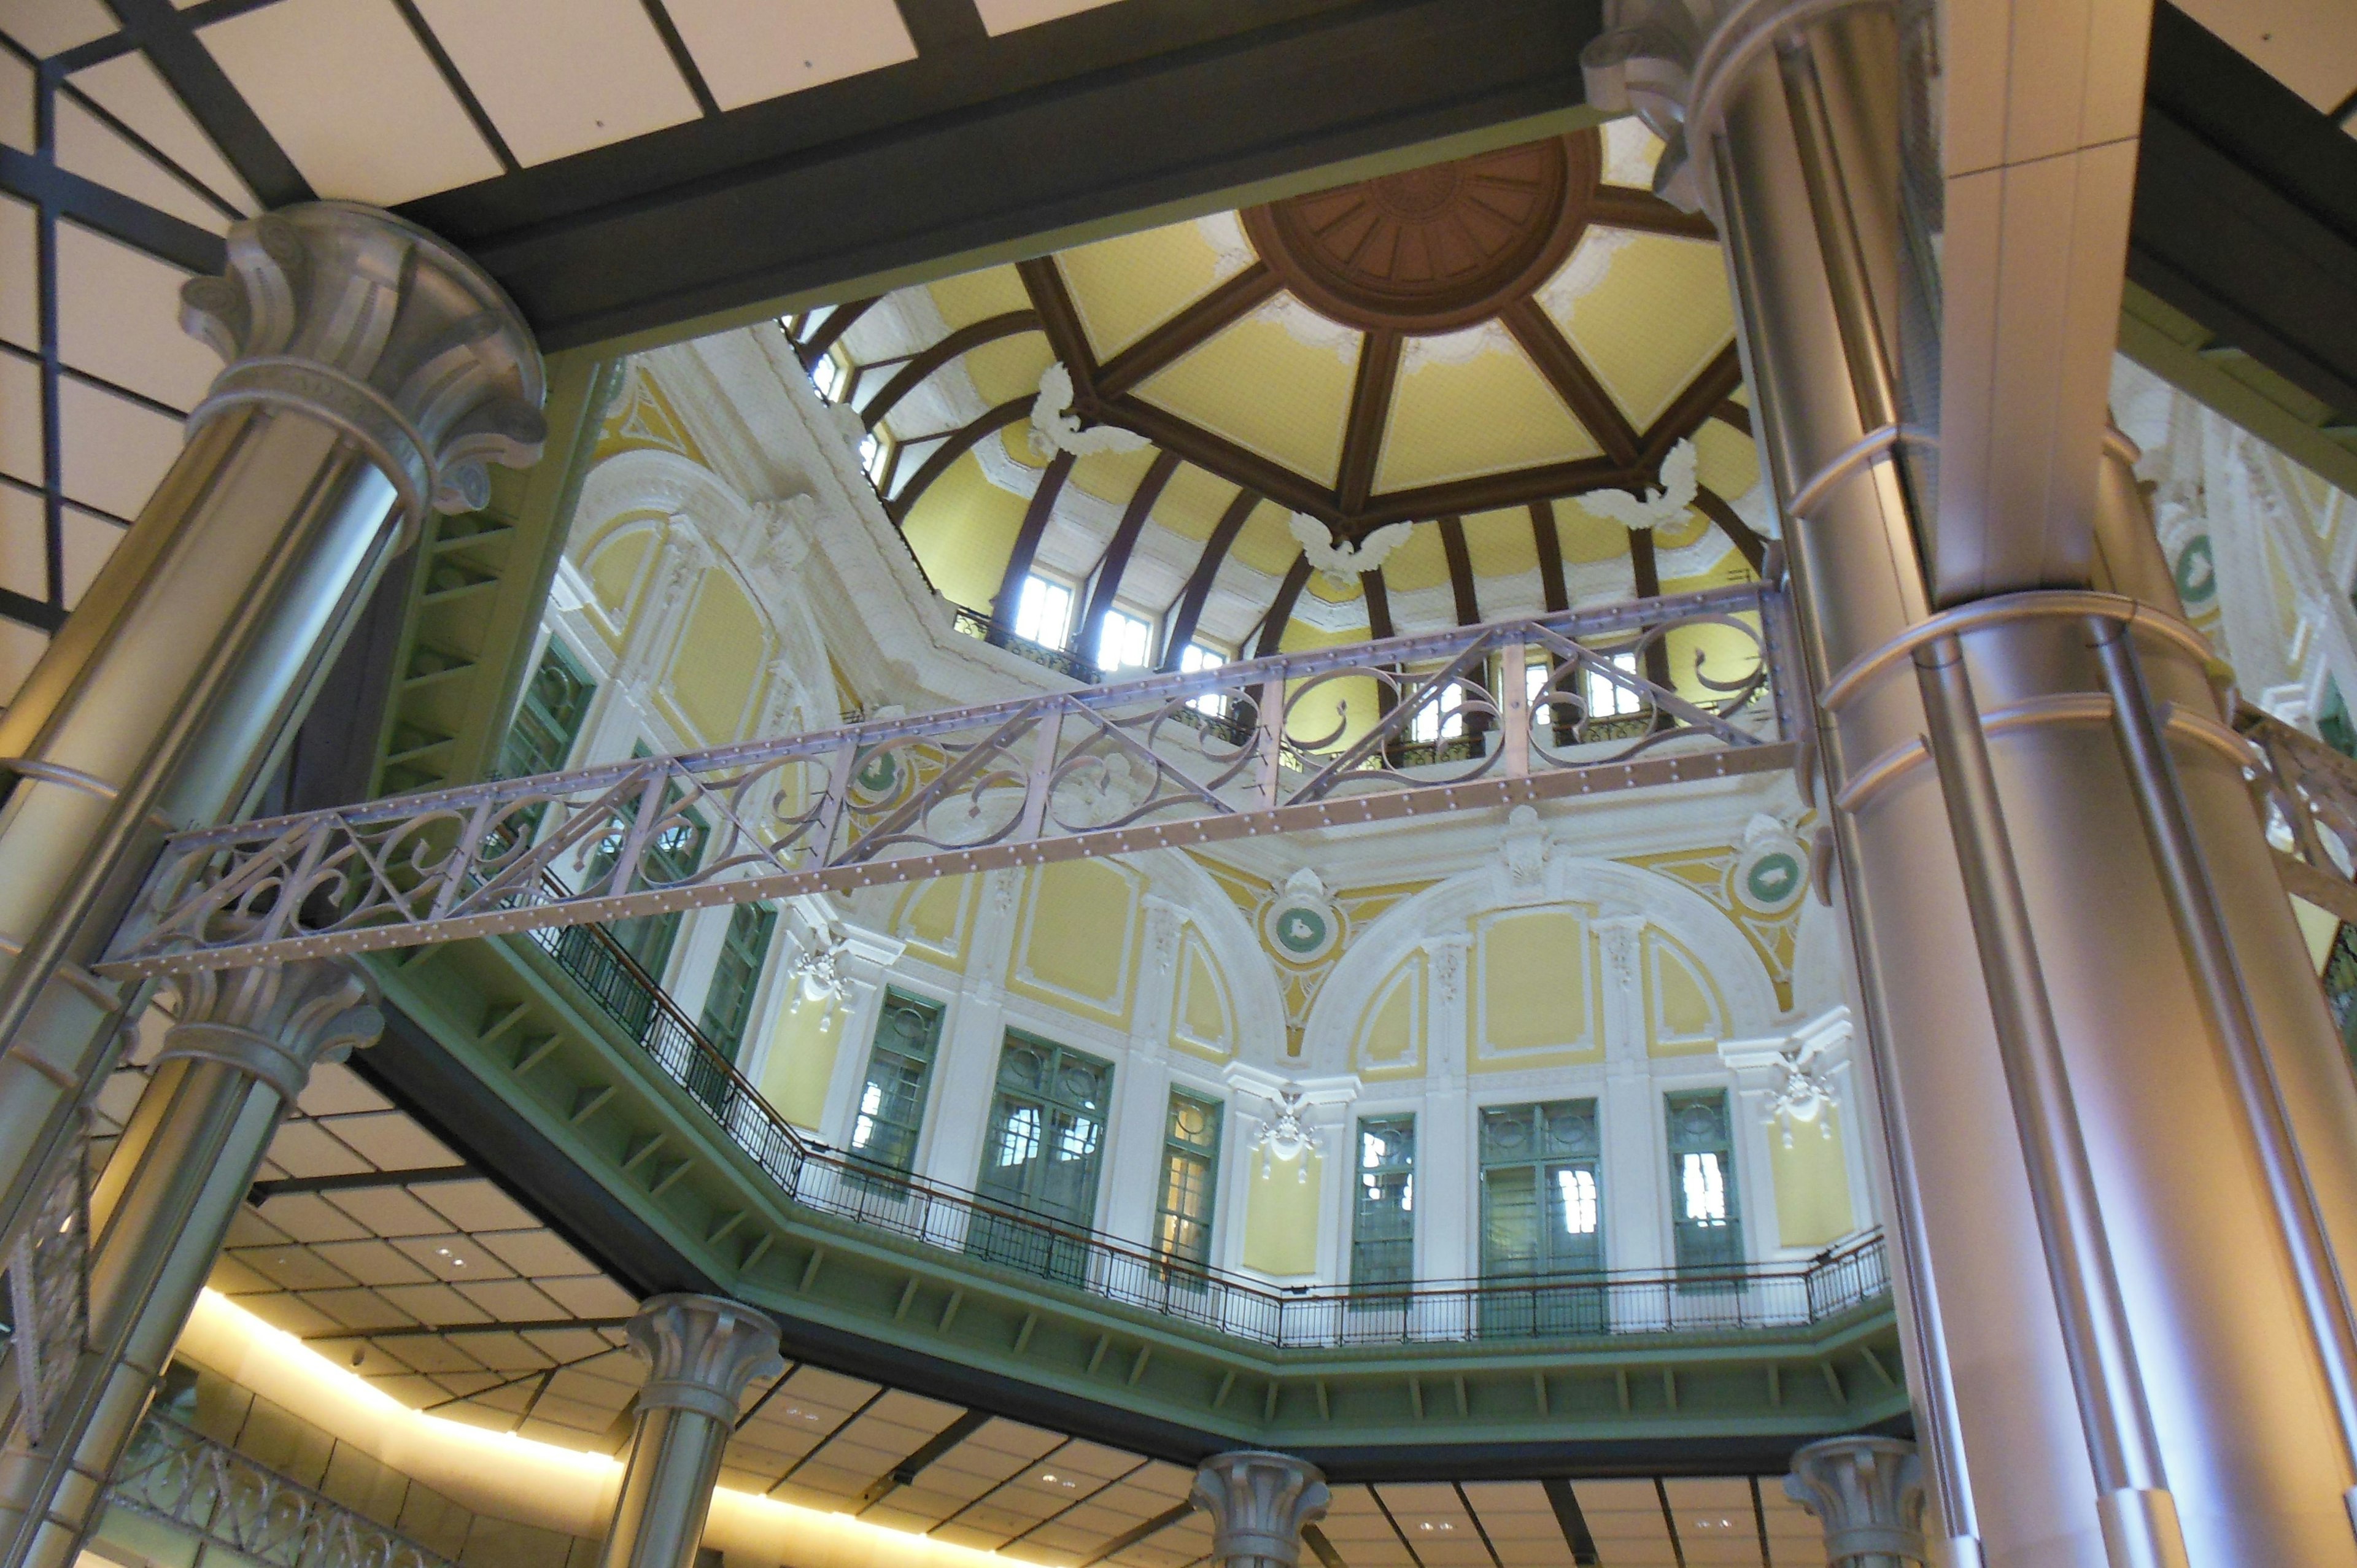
[411,0,699,168]
[52,95,226,233]
[65,52,257,215]
[199,0,501,206]
[662,0,916,112]
[975,0,1131,36]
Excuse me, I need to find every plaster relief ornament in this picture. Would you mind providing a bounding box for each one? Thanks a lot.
[1765,1041,1839,1149]
[1288,515,1415,592]
[1029,363,1150,458]
[1500,803,1550,888]
[1254,1084,1322,1181]
[1733,813,1808,915]
[1262,867,1341,965]
[785,924,851,1031]
[1571,438,1699,531]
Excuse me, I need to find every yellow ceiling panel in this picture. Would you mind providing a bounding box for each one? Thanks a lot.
[1137,313,1353,488]
[201,0,503,207]
[1229,501,1302,577]
[1462,508,1542,579]
[1374,340,1601,493]
[1556,500,1636,563]
[663,0,915,110]
[1381,522,1450,593]
[1060,220,1230,360]
[963,333,1056,409]
[901,450,1026,614]
[1557,232,1733,432]
[1304,570,1362,605]
[1600,117,1667,190]
[1070,445,1163,506]
[997,425,1049,472]
[1693,419,1759,500]
[1652,507,1713,550]
[1151,465,1240,544]
[411,0,700,167]
[929,266,1033,333]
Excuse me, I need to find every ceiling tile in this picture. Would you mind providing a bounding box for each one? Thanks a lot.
[261,1122,373,1180]
[296,1064,395,1118]
[66,51,257,214]
[410,0,699,166]
[0,0,115,57]
[662,0,915,111]
[412,1178,537,1233]
[975,0,1128,34]
[199,0,501,206]
[319,1110,459,1170]
[57,377,180,519]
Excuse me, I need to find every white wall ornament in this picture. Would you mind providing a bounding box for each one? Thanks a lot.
[1262,868,1342,966]
[1029,363,1150,458]
[1733,813,1808,916]
[1251,1083,1323,1181]
[1572,438,1699,531]
[1288,515,1414,591]
[745,493,820,579]
[1498,803,1551,889]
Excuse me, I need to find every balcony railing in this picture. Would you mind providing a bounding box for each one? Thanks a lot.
[521,893,1891,1350]
[105,1413,451,1568]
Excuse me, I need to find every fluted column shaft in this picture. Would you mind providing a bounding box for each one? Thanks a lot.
[0,955,382,1568]
[0,203,543,1274]
[1191,1451,1329,1568]
[1588,1,2357,1564]
[600,1294,783,1568]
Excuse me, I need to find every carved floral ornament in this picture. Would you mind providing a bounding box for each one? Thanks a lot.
[1252,1084,1323,1181]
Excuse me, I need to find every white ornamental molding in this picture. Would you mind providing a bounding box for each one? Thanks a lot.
[1030,363,1150,458]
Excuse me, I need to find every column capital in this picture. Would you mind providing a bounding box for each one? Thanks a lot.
[1784,1435,1926,1566]
[180,201,545,539]
[1190,1451,1330,1568]
[625,1294,784,1424]
[156,957,382,1103]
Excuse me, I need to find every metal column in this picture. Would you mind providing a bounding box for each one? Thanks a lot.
[600,1294,784,1568]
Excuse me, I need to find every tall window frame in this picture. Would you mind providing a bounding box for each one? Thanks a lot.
[1665,1088,1744,1284]
[1349,1113,1417,1290]
[696,903,778,1062]
[1155,1089,1224,1272]
[846,990,946,1180]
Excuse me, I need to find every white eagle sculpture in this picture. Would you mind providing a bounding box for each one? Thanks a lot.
[1288,515,1416,590]
[1028,362,1150,458]
[1573,437,1700,531]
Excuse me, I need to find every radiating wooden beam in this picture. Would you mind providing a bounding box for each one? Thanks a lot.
[1587,187,1719,241]
[1636,342,1744,466]
[1530,500,1569,612]
[798,296,880,367]
[1339,328,1403,516]
[1254,556,1314,657]
[1361,567,1396,639]
[862,310,1041,430]
[1437,516,1481,625]
[888,396,1031,525]
[1160,487,1261,668]
[1097,263,1281,398]
[1103,393,1339,523]
[1711,398,1752,436]
[1016,258,1097,398]
[1693,484,1767,574]
[1499,298,1641,467]
[992,450,1076,628]
[1080,449,1183,655]
[1356,454,1623,530]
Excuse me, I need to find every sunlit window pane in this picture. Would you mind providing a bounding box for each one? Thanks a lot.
[1097,608,1153,673]
[1681,1151,1728,1224]
[1585,650,1643,717]
[1013,575,1075,650]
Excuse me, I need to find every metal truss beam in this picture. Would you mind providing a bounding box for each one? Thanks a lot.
[99,586,1797,979]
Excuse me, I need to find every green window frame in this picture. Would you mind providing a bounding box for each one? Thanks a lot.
[1155,1089,1223,1270]
[697,903,777,1062]
[1666,1089,1744,1281]
[970,1033,1114,1283]
[582,743,708,983]
[1350,1114,1416,1290]
[1478,1099,1603,1278]
[847,991,945,1177]
[491,639,595,850]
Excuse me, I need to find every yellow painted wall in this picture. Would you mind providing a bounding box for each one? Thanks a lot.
[1357,956,1422,1079]
[1009,860,1137,1027]
[1646,930,1723,1057]
[900,451,1027,615]
[1172,933,1233,1060]
[1276,622,1383,755]
[759,993,843,1133]
[582,526,652,643]
[894,876,975,973]
[1242,1150,1323,1276]
[665,568,767,743]
[1477,909,1599,1059]
[1770,1108,1857,1249]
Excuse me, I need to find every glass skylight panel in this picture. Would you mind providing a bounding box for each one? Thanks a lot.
[1013,574,1075,650]
[810,350,848,403]
[1097,608,1153,673]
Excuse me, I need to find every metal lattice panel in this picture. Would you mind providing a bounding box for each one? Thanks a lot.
[6,1121,86,1445]
[99,586,1798,979]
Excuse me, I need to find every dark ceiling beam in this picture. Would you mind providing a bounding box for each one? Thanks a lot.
[993,450,1076,627]
[1255,555,1315,657]
[1499,298,1641,467]
[1104,393,1338,522]
[639,0,723,118]
[1636,342,1745,467]
[1361,568,1396,639]
[1437,516,1481,625]
[1337,328,1403,516]
[249,1165,474,1206]
[2131,1,2357,423]
[1625,527,1676,695]
[400,0,1608,351]
[862,309,1042,430]
[894,0,991,53]
[1096,261,1282,398]
[1530,501,1569,612]
[1711,398,1752,436]
[884,396,1031,525]
[1159,487,1262,668]
[1586,186,1717,241]
[1355,454,1622,531]
[799,296,881,368]
[1018,258,1099,396]
[0,146,222,276]
[1693,484,1767,574]
[1080,448,1182,652]
[99,0,312,209]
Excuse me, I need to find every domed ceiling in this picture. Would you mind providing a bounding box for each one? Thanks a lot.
[796,120,1770,668]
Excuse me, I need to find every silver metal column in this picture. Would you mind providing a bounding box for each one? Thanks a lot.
[1190,1451,1331,1568]
[600,1294,783,1568]
[0,203,543,1270]
[1786,1436,1927,1568]
[0,953,383,1568]
[1589,1,2357,1564]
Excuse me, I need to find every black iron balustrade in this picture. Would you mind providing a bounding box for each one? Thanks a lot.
[951,604,1104,684]
[514,887,1890,1350]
